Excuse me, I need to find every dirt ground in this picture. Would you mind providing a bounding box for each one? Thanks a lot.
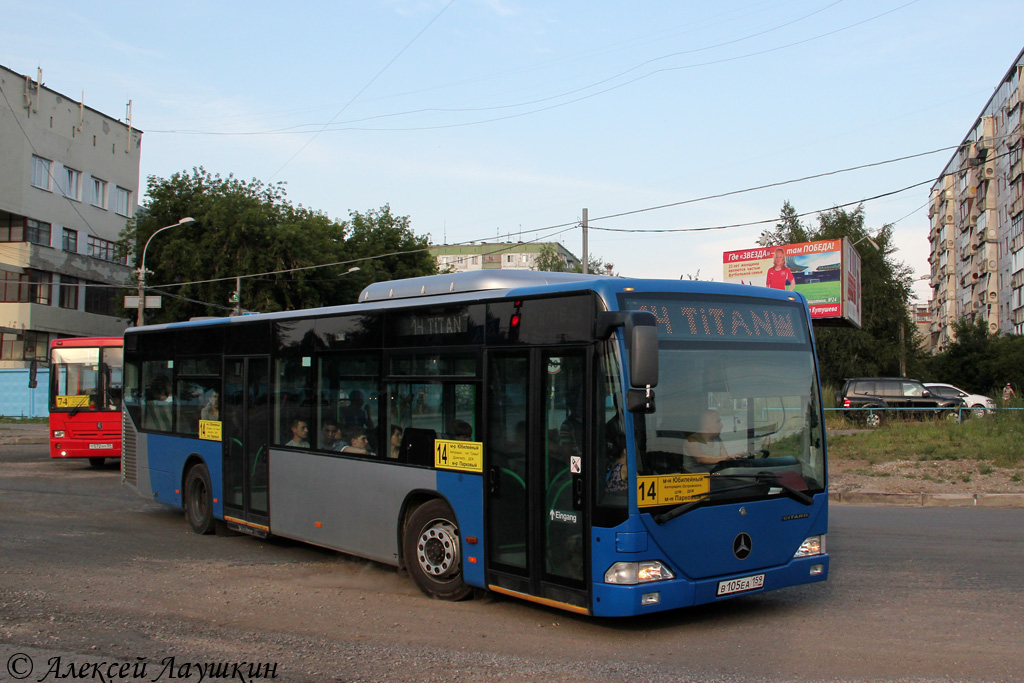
[829,454,1024,495]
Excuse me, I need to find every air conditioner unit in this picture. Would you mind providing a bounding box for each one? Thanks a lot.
[987,228,998,241]
[985,166,996,178]
[946,239,954,249]
[945,190,954,200]
[989,291,998,301]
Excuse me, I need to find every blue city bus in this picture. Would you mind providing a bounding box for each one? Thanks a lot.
[121,271,828,617]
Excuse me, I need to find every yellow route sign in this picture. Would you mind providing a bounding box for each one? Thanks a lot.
[198,420,222,442]
[636,474,710,508]
[434,439,483,473]
[56,395,91,408]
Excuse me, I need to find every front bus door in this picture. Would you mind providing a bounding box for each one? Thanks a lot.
[485,348,590,613]
[222,356,270,536]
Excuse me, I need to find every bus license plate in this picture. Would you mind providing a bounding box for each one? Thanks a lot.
[88,443,113,450]
[717,573,765,596]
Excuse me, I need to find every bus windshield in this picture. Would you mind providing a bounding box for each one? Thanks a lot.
[626,297,826,502]
[50,346,124,412]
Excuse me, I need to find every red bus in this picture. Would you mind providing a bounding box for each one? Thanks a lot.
[48,337,124,467]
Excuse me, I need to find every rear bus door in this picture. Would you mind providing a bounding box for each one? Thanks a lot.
[222,356,270,534]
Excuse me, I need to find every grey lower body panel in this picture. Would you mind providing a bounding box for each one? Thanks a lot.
[268,449,437,566]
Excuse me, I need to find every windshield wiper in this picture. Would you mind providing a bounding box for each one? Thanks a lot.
[652,472,814,525]
[714,472,814,506]
[653,480,767,525]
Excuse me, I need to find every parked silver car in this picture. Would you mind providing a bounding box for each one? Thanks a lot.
[924,383,996,418]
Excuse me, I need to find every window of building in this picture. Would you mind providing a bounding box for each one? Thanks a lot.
[62,228,78,253]
[64,168,82,200]
[25,219,51,247]
[0,269,51,305]
[87,236,126,265]
[0,214,24,242]
[31,156,51,190]
[114,186,132,217]
[0,330,49,362]
[84,281,118,317]
[59,276,79,309]
[91,178,108,208]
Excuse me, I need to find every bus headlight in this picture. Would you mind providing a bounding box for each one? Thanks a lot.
[794,534,826,558]
[54,431,65,438]
[604,560,675,585]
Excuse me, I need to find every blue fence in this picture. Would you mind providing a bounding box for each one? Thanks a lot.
[0,368,50,419]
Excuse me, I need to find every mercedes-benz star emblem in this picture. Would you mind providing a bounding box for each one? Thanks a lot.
[733,533,752,560]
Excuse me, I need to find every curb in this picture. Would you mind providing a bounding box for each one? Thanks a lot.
[831,490,1024,508]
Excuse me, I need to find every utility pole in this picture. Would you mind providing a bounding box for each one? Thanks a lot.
[582,208,588,274]
[231,276,241,316]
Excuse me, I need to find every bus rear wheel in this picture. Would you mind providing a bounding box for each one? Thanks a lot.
[184,463,215,535]
[403,500,472,601]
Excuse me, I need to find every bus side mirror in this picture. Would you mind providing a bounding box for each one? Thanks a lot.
[28,360,38,389]
[596,311,658,413]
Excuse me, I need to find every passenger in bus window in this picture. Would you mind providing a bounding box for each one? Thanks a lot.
[341,389,375,430]
[683,410,730,467]
[340,427,373,455]
[558,393,584,454]
[605,435,628,493]
[284,419,309,447]
[388,425,402,458]
[201,390,219,421]
[450,420,473,441]
[319,422,343,451]
[146,375,173,431]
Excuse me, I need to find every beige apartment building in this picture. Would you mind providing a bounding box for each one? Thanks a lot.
[431,242,582,273]
[0,65,139,368]
[927,47,1024,351]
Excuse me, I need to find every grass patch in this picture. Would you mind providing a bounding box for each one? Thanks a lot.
[0,416,46,424]
[826,409,1024,469]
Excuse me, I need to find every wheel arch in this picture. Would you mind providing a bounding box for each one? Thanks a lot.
[396,489,459,571]
[180,453,208,509]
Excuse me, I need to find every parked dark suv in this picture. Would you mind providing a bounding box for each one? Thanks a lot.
[837,377,965,427]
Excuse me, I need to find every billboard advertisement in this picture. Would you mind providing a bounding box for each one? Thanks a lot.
[722,238,862,328]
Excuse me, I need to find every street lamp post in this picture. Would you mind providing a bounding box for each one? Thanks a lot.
[136,217,196,326]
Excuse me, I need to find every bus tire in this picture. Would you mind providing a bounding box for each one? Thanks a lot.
[403,499,472,601]
[88,457,106,468]
[184,463,215,535]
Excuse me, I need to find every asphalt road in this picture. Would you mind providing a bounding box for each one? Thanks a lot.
[2,442,1023,683]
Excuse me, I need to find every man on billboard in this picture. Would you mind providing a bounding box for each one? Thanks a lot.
[765,248,795,291]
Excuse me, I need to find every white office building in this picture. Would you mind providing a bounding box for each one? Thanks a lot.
[0,65,140,368]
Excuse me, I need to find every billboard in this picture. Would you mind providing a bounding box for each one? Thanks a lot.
[722,238,862,328]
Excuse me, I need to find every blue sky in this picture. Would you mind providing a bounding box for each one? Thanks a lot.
[4,0,1022,302]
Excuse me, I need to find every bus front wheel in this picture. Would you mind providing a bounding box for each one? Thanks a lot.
[403,500,472,601]
[184,463,215,535]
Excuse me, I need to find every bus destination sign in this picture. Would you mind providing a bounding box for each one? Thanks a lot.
[636,474,710,508]
[621,296,807,345]
[434,439,483,473]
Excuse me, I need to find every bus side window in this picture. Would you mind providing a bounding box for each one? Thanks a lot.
[141,362,173,432]
[319,353,380,456]
[274,357,312,447]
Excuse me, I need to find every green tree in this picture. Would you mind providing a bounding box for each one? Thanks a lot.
[760,203,919,386]
[920,317,1024,396]
[123,168,435,323]
[533,243,616,275]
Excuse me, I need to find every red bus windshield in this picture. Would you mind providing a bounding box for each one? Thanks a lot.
[50,344,124,413]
